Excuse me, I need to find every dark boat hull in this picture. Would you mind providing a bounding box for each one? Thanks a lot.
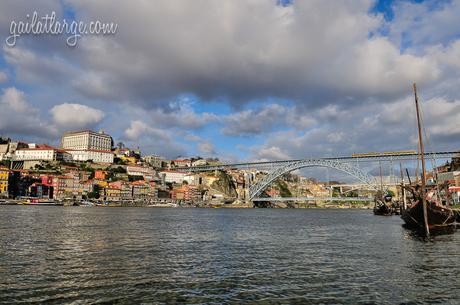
[401,202,456,232]
[373,203,393,216]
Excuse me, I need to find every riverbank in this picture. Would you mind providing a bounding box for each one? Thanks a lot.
[1,199,373,209]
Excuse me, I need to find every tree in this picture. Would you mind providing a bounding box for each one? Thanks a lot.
[117,142,125,149]
[87,184,101,199]
[386,189,395,197]
[114,157,127,165]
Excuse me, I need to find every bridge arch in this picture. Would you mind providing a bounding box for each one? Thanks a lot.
[249,159,378,200]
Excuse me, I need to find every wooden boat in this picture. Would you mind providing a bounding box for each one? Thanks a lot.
[373,201,393,216]
[373,165,394,216]
[400,84,456,236]
[401,200,456,233]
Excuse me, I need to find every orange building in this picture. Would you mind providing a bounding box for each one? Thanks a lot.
[94,170,107,180]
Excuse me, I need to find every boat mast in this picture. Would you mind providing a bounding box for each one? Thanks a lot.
[399,162,407,211]
[413,83,430,237]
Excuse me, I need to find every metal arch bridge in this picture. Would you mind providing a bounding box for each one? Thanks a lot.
[181,151,459,172]
[177,150,459,200]
[247,159,378,200]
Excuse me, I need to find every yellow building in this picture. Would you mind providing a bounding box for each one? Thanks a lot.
[0,167,9,196]
[121,155,138,164]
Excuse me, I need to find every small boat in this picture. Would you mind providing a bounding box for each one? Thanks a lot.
[373,166,394,216]
[373,194,394,216]
[23,199,63,206]
[77,201,95,207]
[148,202,178,208]
[373,201,393,216]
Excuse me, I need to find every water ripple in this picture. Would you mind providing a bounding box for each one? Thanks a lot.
[1,207,459,304]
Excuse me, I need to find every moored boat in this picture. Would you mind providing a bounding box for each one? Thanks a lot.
[401,200,456,233]
[400,84,456,236]
[373,202,393,216]
[23,198,63,206]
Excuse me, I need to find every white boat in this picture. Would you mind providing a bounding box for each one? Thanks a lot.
[148,203,178,208]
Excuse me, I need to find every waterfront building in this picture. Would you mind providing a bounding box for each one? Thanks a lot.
[65,149,114,164]
[171,185,201,201]
[105,181,132,201]
[14,144,72,162]
[79,180,94,195]
[131,180,151,200]
[0,167,9,197]
[52,175,77,199]
[105,184,122,202]
[61,130,113,151]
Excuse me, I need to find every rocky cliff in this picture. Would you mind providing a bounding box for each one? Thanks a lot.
[210,171,238,198]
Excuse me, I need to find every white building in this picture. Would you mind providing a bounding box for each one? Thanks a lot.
[184,174,200,185]
[66,149,114,164]
[159,170,188,184]
[61,130,113,151]
[127,166,155,181]
[143,155,164,168]
[14,145,72,162]
[61,130,114,163]
[192,159,207,167]
[0,141,29,161]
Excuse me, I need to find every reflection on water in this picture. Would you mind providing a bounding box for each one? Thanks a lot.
[1,206,459,304]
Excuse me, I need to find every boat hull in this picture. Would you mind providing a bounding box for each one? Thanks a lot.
[374,204,393,216]
[401,202,456,232]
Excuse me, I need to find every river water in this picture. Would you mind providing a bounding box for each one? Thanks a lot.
[0,206,459,304]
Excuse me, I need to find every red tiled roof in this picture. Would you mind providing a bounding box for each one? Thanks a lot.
[17,144,69,152]
[131,180,146,185]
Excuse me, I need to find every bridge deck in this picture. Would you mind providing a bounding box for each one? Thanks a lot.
[252,197,374,202]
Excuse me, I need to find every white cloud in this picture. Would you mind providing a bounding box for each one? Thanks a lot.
[1,0,440,108]
[0,87,30,112]
[50,103,105,129]
[124,120,158,141]
[0,70,7,83]
[388,0,460,49]
[3,46,76,85]
[249,94,460,162]
[198,141,215,155]
[148,101,218,130]
[2,0,460,159]
[0,87,56,138]
[123,120,187,158]
[223,104,316,136]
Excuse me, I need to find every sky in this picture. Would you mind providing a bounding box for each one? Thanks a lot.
[1,0,460,169]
